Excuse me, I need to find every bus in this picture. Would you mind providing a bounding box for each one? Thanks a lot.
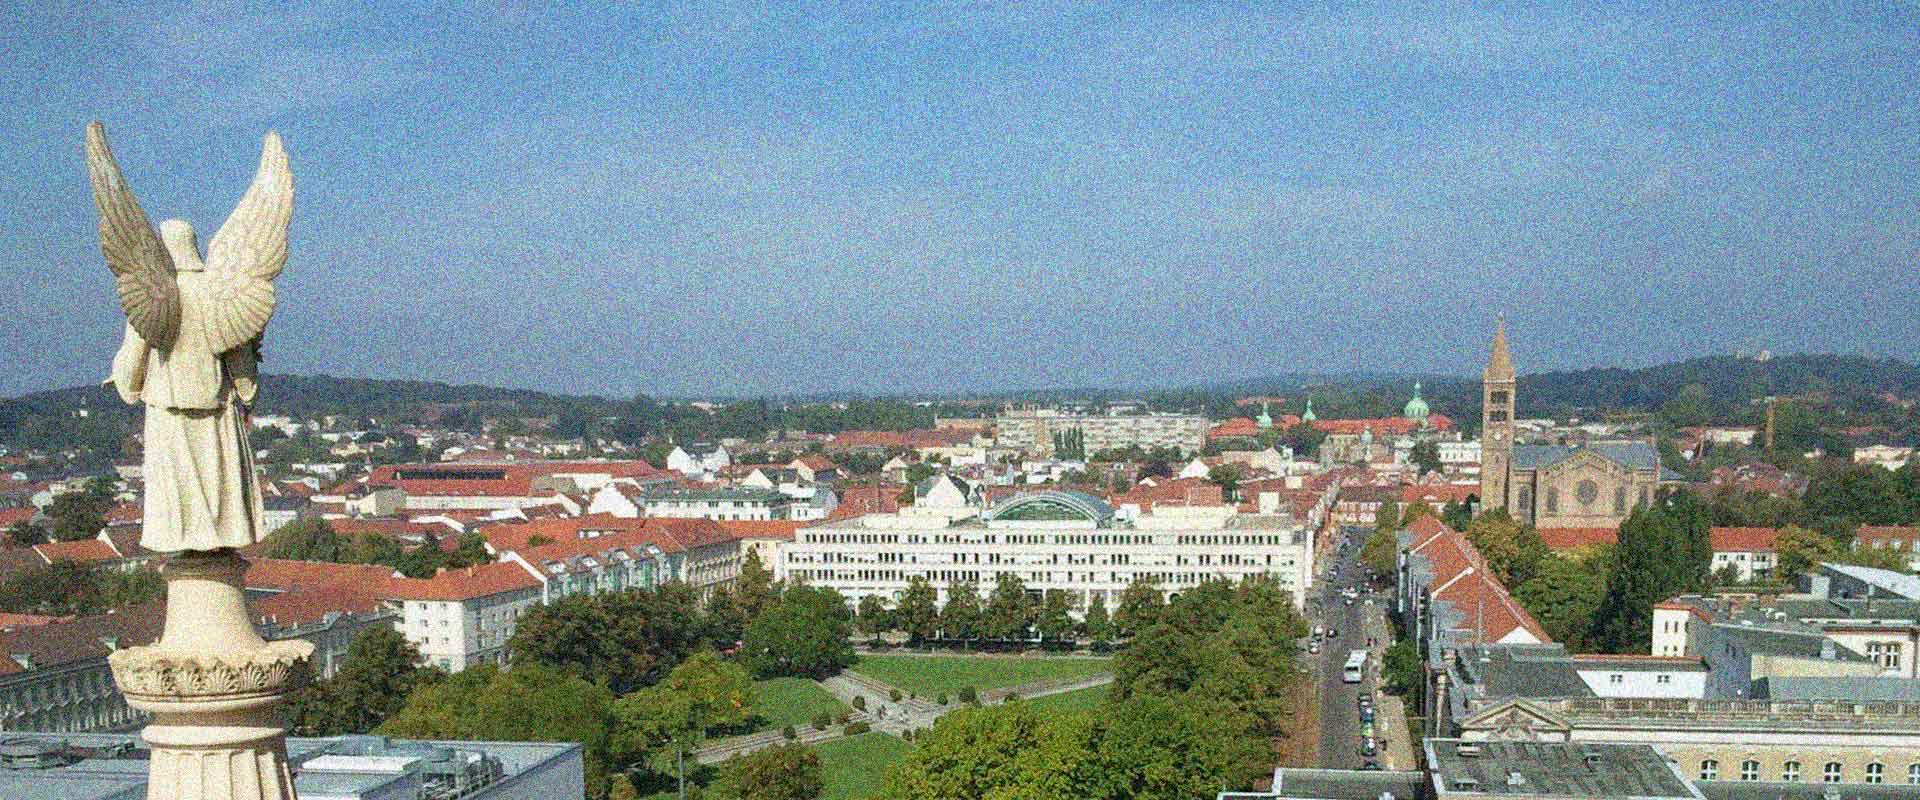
[1343,649,1367,683]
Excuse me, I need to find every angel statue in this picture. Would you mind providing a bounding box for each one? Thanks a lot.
[86,122,291,553]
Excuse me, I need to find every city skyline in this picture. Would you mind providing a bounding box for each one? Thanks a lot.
[4,3,1917,398]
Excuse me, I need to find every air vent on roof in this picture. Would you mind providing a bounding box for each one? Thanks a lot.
[1507,771,1525,787]
[1457,743,1482,757]
[1450,775,1480,790]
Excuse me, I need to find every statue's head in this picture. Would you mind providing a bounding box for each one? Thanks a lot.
[160,219,204,270]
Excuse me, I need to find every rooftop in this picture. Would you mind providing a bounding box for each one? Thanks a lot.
[1423,739,1701,799]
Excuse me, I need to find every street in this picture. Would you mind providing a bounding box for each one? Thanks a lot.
[1308,525,1386,770]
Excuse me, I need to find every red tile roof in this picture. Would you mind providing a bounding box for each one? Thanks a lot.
[1538,527,1619,550]
[378,561,542,602]
[105,504,142,526]
[1407,516,1550,644]
[254,581,383,627]
[1855,526,1920,547]
[0,507,37,528]
[1312,416,1455,436]
[0,612,67,628]
[795,455,837,471]
[478,514,650,553]
[245,558,398,592]
[1401,484,1478,507]
[1208,417,1262,440]
[713,520,804,542]
[32,538,120,564]
[0,602,164,677]
[1110,478,1226,510]
[828,486,901,520]
[1709,526,1780,552]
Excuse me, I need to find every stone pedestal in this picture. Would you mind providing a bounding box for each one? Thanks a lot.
[110,551,313,800]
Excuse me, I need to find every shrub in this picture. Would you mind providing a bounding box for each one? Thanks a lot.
[958,686,978,705]
[836,712,851,725]
[851,695,867,711]
[936,693,948,705]
[811,711,832,730]
[889,688,902,702]
[845,721,871,735]
[781,725,797,741]
[1002,691,1018,703]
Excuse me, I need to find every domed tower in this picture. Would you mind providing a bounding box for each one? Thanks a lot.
[1301,398,1317,423]
[1403,382,1430,424]
[1256,400,1274,430]
[1480,320,1516,516]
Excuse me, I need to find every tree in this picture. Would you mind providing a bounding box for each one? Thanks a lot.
[941,580,982,644]
[983,573,1035,643]
[1464,510,1549,587]
[1082,600,1114,646]
[1409,440,1443,477]
[1591,493,1712,653]
[1512,550,1608,651]
[1374,497,1401,537]
[1381,638,1422,702]
[5,520,48,547]
[289,626,437,736]
[704,586,749,647]
[877,703,1091,800]
[741,586,854,679]
[736,549,779,620]
[1081,694,1268,800]
[0,560,162,616]
[1036,589,1077,643]
[1205,464,1242,500]
[710,743,823,800]
[509,584,709,693]
[895,576,939,644]
[613,650,756,783]
[1805,463,1912,526]
[261,518,350,562]
[1400,501,1435,526]
[45,479,114,542]
[447,531,490,567]
[856,593,892,639]
[1361,526,1398,576]
[380,663,615,795]
[1112,578,1163,638]
[1440,499,1473,531]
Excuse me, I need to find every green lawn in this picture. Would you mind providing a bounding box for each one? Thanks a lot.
[849,654,1112,697]
[749,677,848,732]
[815,732,911,800]
[1015,683,1109,714]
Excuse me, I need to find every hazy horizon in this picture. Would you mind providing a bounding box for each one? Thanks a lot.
[6,4,1917,398]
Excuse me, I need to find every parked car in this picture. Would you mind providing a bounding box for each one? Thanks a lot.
[1361,738,1377,757]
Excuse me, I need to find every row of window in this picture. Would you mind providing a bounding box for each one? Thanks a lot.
[1701,759,1920,784]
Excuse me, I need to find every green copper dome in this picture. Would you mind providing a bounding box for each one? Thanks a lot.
[1301,398,1317,422]
[1403,382,1430,420]
[1256,401,1273,429]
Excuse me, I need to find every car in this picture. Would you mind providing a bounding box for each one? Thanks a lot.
[1360,706,1375,723]
[1309,642,1322,654]
[1361,739,1377,757]
[1361,760,1382,771]
[1345,598,1354,606]
[1327,628,1339,639]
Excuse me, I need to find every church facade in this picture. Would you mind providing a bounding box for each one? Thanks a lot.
[1476,322,1679,528]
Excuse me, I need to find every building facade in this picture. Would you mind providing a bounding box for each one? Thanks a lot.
[780,490,1313,613]
[994,409,1210,456]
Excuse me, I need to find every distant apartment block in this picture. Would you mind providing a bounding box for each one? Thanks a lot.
[994,409,1210,455]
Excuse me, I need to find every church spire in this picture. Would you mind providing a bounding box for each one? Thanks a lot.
[1484,317,1514,380]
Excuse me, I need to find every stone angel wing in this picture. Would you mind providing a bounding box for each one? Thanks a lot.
[202,131,293,356]
[85,122,180,348]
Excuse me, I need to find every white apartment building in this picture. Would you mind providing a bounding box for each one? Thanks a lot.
[994,409,1210,455]
[779,490,1313,613]
[639,487,790,521]
[383,562,544,672]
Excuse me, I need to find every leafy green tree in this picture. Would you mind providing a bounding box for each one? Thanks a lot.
[856,593,893,639]
[380,663,615,795]
[1512,550,1608,650]
[447,531,491,567]
[1381,638,1422,703]
[741,586,854,678]
[0,560,161,616]
[1805,463,1913,526]
[1440,499,1473,531]
[895,576,939,644]
[1361,527,1398,576]
[710,743,824,800]
[45,478,115,542]
[704,586,749,647]
[1036,589,1077,643]
[1400,501,1435,526]
[1591,493,1712,653]
[613,650,756,783]
[983,573,1035,643]
[1464,510,1550,587]
[1375,497,1400,537]
[289,626,438,736]
[941,580,982,644]
[1081,600,1114,645]
[261,518,350,562]
[1409,440,1443,477]
[735,549,780,620]
[5,520,48,547]
[877,703,1091,800]
[1112,578,1163,638]
[1081,694,1268,800]
[1205,464,1242,500]
[509,583,708,693]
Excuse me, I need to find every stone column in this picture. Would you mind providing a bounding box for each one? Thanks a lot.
[109,550,314,800]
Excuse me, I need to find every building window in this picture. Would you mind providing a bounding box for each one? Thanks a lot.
[1656,675,1672,685]
[1783,761,1801,782]
[1907,763,1919,784]
[1614,486,1627,513]
[1608,674,1624,685]
[1700,759,1718,781]
[1740,760,1759,781]
[1545,488,1558,514]
[1824,762,1843,783]
[1866,763,1884,784]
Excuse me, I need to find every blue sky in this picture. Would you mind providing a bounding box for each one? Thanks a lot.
[4,2,1917,398]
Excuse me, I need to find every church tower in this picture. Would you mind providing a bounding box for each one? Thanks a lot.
[1479,319,1516,515]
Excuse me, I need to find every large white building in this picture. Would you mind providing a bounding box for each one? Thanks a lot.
[994,409,1211,456]
[779,490,1314,613]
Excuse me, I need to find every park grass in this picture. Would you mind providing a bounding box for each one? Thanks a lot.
[850,654,1112,697]
[815,732,911,800]
[1015,683,1109,714]
[748,677,848,732]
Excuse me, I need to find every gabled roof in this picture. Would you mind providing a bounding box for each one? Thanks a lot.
[713,519,804,542]
[1511,441,1663,472]
[1709,526,1780,553]
[245,558,399,592]
[0,602,164,677]
[378,561,542,602]
[31,538,119,564]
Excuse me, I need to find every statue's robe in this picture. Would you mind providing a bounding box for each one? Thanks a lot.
[110,269,264,553]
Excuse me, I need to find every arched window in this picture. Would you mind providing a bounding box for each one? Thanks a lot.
[1866,763,1884,784]
[1824,762,1843,783]
[1740,760,1760,781]
[1783,761,1802,782]
[1700,759,1719,780]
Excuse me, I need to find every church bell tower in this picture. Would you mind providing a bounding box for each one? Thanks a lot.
[1479,319,1516,515]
